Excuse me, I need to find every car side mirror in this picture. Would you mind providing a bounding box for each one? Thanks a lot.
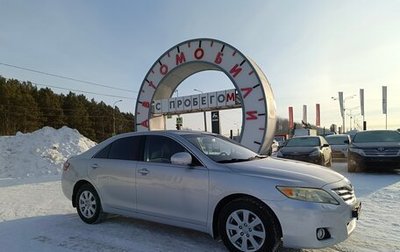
[322,143,330,148]
[344,140,350,144]
[171,152,192,166]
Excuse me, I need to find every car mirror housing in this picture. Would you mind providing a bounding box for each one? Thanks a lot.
[171,152,193,166]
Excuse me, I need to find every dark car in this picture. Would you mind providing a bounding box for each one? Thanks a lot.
[277,136,332,167]
[347,130,400,172]
[325,134,351,159]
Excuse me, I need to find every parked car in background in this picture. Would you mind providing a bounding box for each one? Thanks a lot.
[347,130,400,172]
[325,134,351,159]
[267,139,279,155]
[277,136,332,167]
[62,131,360,251]
[274,134,287,146]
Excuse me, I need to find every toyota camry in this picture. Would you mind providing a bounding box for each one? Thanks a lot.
[62,131,360,251]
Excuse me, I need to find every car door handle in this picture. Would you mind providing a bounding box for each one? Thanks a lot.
[91,164,99,169]
[138,168,149,175]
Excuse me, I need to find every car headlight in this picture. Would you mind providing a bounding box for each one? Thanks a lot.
[309,149,321,156]
[276,186,339,205]
[349,147,364,155]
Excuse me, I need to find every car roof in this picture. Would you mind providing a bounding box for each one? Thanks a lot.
[354,130,398,135]
[325,134,349,138]
[111,130,217,138]
[291,135,320,139]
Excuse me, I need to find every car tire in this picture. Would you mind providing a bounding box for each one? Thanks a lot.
[76,184,105,224]
[320,156,326,166]
[219,198,280,252]
[348,163,355,172]
[327,156,333,167]
[347,159,359,173]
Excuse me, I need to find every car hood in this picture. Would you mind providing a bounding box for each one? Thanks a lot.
[351,142,400,148]
[224,157,344,188]
[280,146,318,154]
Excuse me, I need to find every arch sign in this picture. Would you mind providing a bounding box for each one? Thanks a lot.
[135,38,276,154]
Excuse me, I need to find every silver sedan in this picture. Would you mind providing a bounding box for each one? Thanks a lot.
[62,131,361,251]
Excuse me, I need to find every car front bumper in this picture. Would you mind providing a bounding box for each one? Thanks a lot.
[264,178,360,249]
[348,152,400,169]
[281,154,322,165]
[332,150,347,159]
[265,199,359,249]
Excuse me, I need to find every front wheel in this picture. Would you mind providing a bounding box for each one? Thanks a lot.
[219,198,280,252]
[327,156,333,167]
[75,184,104,224]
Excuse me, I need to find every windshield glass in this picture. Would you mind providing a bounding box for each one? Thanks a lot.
[326,135,349,145]
[182,134,263,163]
[353,131,400,143]
[285,137,320,147]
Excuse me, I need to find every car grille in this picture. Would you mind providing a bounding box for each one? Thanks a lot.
[363,147,400,156]
[332,186,355,204]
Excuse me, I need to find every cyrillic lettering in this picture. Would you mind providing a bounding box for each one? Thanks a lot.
[241,87,253,99]
[160,64,168,75]
[176,52,186,65]
[194,48,204,59]
[230,64,242,78]
[246,111,258,120]
[214,52,223,64]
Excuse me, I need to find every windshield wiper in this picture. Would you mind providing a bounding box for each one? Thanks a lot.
[217,155,267,163]
[218,158,252,163]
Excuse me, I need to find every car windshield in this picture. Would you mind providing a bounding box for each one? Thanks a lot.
[326,136,349,145]
[352,131,400,143]
[182,134,264,163]
[285,137,320,147]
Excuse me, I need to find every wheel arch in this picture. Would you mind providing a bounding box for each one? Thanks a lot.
[211,193,282,240]
[72,180,95,207]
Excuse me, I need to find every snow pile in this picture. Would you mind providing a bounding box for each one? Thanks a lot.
[0,126,96,178]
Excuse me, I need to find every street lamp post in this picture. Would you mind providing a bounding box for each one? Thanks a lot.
[113,99,122,135]
[346,106,359,131]
[331,94,356,133]
[193,89,207,132]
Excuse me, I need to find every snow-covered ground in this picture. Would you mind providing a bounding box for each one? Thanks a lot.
[0,128,399,251]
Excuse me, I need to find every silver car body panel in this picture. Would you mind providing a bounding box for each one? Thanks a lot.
[61,130,359,249]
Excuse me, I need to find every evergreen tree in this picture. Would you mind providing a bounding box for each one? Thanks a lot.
[35,88,65,128]
[0,75,135,141]
[62,92,94,139]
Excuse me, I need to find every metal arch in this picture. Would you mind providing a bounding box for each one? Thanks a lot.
[135,38,276,154]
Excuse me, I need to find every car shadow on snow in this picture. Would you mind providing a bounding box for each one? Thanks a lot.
[0,213,309,252]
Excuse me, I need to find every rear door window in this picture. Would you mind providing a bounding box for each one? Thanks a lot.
[93,136,144,161]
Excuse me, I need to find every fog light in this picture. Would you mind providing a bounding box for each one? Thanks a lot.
[316,228,330,240]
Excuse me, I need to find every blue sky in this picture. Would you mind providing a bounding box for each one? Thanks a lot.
[1,0,399,134]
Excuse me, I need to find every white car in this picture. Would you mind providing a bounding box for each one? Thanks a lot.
[325,134,351,159]
[62,131,361,251]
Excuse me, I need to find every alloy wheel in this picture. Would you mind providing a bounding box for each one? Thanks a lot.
[226,209,266,251]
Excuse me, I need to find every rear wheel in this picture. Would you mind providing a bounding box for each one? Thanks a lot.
[76,184,104,224]
[219,198,280,252]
